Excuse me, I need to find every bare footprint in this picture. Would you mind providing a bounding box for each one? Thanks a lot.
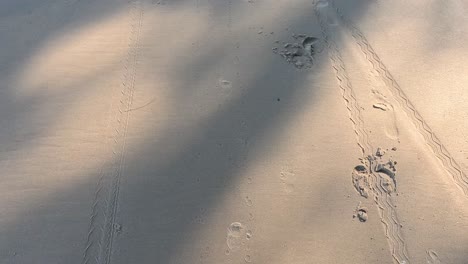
[244,196,253,207]
[218,78,233,97]
[368,150,398,193]
[192,208,207,224]
[226,222,245,252]
[426,249,442,264]
[315,0,338,26]
[280,169,296,194]
[352,165,371,198]
[275,35,321,69]
[219,78,232,89]
[353,202,368,222]
[199,246,211,264]
[302,36,320,56]
[372,90,400,140]
[315,0,329,8]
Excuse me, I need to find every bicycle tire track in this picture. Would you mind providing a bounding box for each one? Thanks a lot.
[331,1,468,196]
[314,2,410,263]
[314,3,372,157]
[81,1,144,264]
[369,158,410,264]
[103,2,144,262]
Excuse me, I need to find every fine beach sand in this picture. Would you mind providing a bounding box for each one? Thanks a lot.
[1,0,468,263]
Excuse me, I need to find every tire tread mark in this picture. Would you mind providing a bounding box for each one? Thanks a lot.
[103,3,144,263]
[315,5,372,156]
[332,2,468,196]
[81,1,144,264]
[314,3,410,263]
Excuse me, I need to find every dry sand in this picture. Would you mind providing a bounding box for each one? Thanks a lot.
[0,0,468,263]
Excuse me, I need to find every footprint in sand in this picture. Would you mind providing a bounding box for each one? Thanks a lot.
[244,196,253,207]
[219,78,232,90]
[226,222,247,252]
[246,230,253,240]
[372,90,400,140]
[370,150,398,193]
[199,246,211,264]
[426,249,442,264]
[218,78,233,97]
[302,36,324,56]
[193,208,207,224]
[375,161,397,193]
[352,164,371,198]
[315,0,339,26]
[280,169,296,193]
[315,0,329,8]
[353,202,368,222]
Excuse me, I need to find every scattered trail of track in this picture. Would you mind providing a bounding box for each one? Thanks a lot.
[81,1,144,264]
[314,2,410,263]
[331,1,468,197]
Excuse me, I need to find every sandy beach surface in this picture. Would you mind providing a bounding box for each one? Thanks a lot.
[1,0,468,263]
